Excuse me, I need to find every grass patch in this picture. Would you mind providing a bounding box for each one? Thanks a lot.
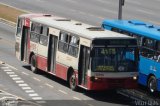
[0,3,26,23]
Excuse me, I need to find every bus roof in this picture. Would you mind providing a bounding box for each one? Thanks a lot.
[102,19,160,41]
[20,14,134,40]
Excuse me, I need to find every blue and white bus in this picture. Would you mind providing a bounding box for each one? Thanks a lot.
[102,19,160,93]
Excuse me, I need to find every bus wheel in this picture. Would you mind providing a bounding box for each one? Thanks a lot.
[69,72,77,91]
[148,76,157,93]
[30,55,38,74]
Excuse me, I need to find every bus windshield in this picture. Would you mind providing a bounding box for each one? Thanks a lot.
[91,47,137,72]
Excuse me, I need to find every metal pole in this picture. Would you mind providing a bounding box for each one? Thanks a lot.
[118,0,123,20]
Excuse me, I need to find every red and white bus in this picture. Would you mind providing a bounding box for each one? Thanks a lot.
[15,13,139,90]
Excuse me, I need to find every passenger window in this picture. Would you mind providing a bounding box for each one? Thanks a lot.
[39,35,48,46]
[31,23,42,34]
[69,35,79,46]
[140,48,155,59]
[153,52,160,62]
[41,25,48,36]
[16,18,22,36]
[58,32,69,53]
[17,18,22,28]
[31,23,36,32]
[132,34,142,46]
[60,32,68,42]
[142,38,155,49]
[35,24,42,34]
[30,32,40,43]
[154,41,160,62]
[68,35,79,57]
[156,41,160,52]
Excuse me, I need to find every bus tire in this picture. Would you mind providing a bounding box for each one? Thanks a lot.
[69,72,77,91]
[30,55,38,74]
[148,76,157,93]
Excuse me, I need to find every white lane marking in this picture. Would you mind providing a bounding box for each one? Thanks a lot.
[73,96,81,100]
[25,90,35,93]
[15,80,24,83]
[6,64,18,70]
[58,90,67,95]
[9,74,18,77]
[33,77,41,82]
[88,104,94,106]
[18,84,28,87]
[6,72,15,74]
[22,72,29,76]
[4,69,12,72]
[1,67,9,69]
[65,0,76,3]
[32,97,43,100]
[29,93,39,97]
[136,9,154,15]
[22,87,31,90]
[36,101,46,103]
[12,77,21,80]
[127,0,141,5]
[45,83,54,88]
